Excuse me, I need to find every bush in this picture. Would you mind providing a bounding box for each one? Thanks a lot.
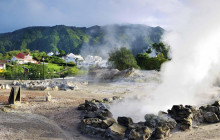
[108,47,139,70]
[136,53,168,70]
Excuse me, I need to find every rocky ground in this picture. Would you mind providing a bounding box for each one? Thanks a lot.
[1,76,220,139]
[0,80,136,140]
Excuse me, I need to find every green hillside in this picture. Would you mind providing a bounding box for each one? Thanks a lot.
[0,24,164,55]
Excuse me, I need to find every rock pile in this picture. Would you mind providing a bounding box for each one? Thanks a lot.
[78,98,177,139]
[11,80,86,91]
[88,67,135,81]
[78,99,220,140]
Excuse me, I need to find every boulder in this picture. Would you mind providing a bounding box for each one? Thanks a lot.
[168,105,193,130]
[203,112,219,123]
[144,114,176,130]
[144,114,158,128]
[212,101,220,107]
[126,123,152,140]
[117,116,133,127]
[152,125,170,139]
[101,117,116,129]
[46,92,51,102]
[105,123,126,140]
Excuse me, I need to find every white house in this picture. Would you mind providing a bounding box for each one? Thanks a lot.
[47,52,54,56]
[11,53,38,64]
[78,55,107,68]
[63,53,84,64]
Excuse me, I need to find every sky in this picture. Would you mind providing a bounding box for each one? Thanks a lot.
[0,0,186,33]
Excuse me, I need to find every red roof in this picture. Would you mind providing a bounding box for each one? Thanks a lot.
[16,53,26,59]
[0,60,6,63]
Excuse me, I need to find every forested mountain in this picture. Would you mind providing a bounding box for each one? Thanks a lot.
[0,24,164,56]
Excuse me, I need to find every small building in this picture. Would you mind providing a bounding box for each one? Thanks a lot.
[0,60,6,70]
[11,53,38,64]
[63,53,84,64]
[47,52,54,56]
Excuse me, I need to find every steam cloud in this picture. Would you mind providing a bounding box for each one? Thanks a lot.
[110,0,220,122]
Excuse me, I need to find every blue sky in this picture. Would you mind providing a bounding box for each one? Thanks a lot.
[0,0,185,33]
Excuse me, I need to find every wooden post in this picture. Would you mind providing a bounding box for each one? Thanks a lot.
[8,86,21,104]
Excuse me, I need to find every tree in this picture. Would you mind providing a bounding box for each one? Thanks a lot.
[59,50,66,57]
[136,53,168,70]
[108,47,139,70]
[152,42,169,59]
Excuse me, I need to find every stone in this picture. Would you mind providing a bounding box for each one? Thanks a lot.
[168,105,193,130]
[8,86,21,104]
[212,101,220,107]
[144,114,177,131]
[80,118,103,128]
[152,125,170,139]
[101,117,116,129]
[46,92,51,102]
[5,84,10,89]
[117,116,133,127]
[144,114,158,128]
[83,109,113,120]
[200,105,218,113]
[44,86,51,91]
[105,123,126,140]
[126,124,152,140]
[203,112,219,123]
[52,86,59,91]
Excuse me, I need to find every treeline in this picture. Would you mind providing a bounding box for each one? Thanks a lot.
[108,42,170,71]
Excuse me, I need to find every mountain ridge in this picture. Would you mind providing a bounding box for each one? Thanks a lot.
[0,24,164,56]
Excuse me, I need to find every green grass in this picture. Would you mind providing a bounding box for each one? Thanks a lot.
[46,63,64,72]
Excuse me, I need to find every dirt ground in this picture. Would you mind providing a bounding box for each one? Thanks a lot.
[1,80,220,140]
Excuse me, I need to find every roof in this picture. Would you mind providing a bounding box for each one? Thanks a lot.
[16,53,26,59]
[0,60,6,63]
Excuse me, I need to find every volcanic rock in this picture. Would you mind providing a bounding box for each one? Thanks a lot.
[203,112,219,123]
[126,123,152,140]
[212,101,220,107]
[168,105,193,130]
[105,123,126,140]
[117,116,133,127]
[101,117,116,129]
[144,114,177,130]
[152,125,170,139]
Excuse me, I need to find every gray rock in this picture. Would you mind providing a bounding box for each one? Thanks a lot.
[168,105,193,130]
[117,116,133,127]
[105,123,126,140]
[152,125,170,139]
[203,112,219,123]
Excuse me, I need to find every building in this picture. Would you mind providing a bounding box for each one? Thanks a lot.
[11,53,38,64]
[63,53,84,64]
[47,52,54,56]
[0,60,6,70]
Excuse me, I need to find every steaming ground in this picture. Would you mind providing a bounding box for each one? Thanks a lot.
[109,69,220,122]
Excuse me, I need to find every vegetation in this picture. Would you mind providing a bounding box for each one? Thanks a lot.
[0,49,83,80]
[0,25,164,55]
[108,47,139,70]
[108,42,169,71]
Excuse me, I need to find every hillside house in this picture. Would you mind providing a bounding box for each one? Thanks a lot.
[11,53,38,64]
[0,60,6,70]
